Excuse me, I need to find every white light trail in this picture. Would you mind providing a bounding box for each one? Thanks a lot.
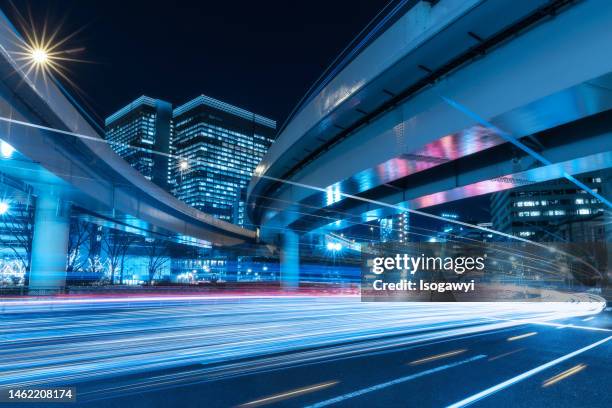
[0,296,604,401]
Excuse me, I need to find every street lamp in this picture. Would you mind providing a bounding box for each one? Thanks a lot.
[30,48,49,65]
[12,25,87,92]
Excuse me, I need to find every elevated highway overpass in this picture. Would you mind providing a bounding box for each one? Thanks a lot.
[247,0,612,286]
[0,11,256,291]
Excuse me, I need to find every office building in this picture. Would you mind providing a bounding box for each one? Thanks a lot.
[171,95,275,223]
[490,171,609,241]
[104,96,173,190]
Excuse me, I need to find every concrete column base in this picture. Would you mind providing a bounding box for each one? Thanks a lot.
[28,192,70,294]
[279,230,299,289]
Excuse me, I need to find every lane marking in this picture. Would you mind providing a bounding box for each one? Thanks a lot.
[507,332,537,341]
[542,364,586,387]
[488,348,525,362]
[239,381,338,407]
[409,349,467,365]
[446,335,612,408]
[305,355,486,408]
[582,317,594,322]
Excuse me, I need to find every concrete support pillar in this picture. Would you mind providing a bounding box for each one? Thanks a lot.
[279,230,299,289]
[29,192,70,293]
[602,169,612,293]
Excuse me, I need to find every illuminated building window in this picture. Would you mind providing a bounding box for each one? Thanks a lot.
[544,210,565,216]
[518,211,541,217]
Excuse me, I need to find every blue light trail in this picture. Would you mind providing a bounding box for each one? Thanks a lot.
[0,295,604,401]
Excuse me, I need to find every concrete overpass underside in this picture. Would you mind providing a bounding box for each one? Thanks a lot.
[247,0,612,286]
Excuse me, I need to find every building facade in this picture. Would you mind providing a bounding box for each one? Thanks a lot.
[104,96,173,190]
[379,212,410,243]
[171,95,276,224]
[490,171,609,242]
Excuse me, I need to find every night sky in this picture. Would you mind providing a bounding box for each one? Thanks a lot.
[0,0,390,126]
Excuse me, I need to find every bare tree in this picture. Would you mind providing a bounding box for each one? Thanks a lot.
[66,219,90,274]
[0,201,34,282]
[146,238,169,285]
[86,224,104,274]
[102,229,138,284]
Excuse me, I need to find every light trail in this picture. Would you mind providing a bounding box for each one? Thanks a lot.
[487,348,525,362]
[239,380,339,407]
[542,363,587,387]
[408,349,467,365]
[0,296,604,402]
[507,332,537,342]
[77,323,529,402]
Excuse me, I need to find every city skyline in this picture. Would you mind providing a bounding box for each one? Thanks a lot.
[103,93,276,227]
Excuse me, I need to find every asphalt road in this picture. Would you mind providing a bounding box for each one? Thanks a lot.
[0,297,609,408]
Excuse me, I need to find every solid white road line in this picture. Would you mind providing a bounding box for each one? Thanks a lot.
[305,355,486,408]
[445,336,612,408]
